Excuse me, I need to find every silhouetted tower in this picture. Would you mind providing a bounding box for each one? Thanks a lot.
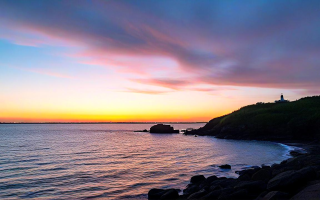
[275,93,288,103]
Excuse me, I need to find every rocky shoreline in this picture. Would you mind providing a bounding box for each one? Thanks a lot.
[148,142,320,200]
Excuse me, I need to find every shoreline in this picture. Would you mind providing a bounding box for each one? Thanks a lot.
[148,138,320,200]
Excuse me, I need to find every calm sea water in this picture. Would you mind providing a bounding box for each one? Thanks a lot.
[0,124,293,199]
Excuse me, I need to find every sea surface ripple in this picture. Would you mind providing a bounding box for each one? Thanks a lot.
[0,124,291,199]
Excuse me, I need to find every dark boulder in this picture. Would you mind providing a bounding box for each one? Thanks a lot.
[148,189,167,199]
[148,188,179,200]
[160,189,179,200]
[134,129,149,132]
[234,180,266,194]
[260,191,289,200]
[237,168,261,181]
[199,175,218,189]
[209,178,238,190]
[218,189,249,200]
[290,150,305,157]
[190,175,206,184]
[252,168,272,181]
[183,184,199,196]
[187,189,207,199]
[201,188,234,200]
[150,124,179,134]
[291,183,320,200]
[238,173,252,181]
[201,189,222,200]
[267,167,316,191]
[219,164,231,169]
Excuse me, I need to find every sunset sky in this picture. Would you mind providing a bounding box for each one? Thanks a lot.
[1,0,320,122]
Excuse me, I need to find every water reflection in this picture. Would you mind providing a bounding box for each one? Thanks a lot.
[0,124,290,199]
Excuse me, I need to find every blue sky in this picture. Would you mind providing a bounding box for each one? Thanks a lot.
[0,0,319,122]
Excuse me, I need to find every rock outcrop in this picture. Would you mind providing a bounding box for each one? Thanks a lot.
[185,96,320,142]
[150,124,179,134]
[148,153,320,200]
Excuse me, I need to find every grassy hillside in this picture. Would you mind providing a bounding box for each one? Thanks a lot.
[193,96,320,141]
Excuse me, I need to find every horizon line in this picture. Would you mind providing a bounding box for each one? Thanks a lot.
[0,122,207,124]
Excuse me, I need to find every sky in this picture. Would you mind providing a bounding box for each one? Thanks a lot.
[0,0,320,122]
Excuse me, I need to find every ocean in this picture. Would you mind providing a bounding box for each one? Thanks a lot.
[0,124,293,199]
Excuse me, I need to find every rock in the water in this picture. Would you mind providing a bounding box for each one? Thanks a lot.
[291,183,320,200]
[219,164,231,169]
[150,124,179,133]
[190,175,206,184]
[290,150,305,157]
[134,129,148,132]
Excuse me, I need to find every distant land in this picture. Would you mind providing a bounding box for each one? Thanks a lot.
[187,95,320,142]
[0,122,206,124]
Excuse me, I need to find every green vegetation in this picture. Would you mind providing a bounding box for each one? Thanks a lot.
[197,96,320,141]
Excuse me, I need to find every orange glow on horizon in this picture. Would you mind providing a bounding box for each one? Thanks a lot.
[0,109,227,123]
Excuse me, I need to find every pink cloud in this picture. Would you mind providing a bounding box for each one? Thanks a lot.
[12,66,74,79]
[1,0,320,93]
[121,87,170,95]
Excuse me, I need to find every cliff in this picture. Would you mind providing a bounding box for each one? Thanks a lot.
[187,96,320,141]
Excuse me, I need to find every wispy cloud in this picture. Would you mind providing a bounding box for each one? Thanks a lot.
[131,78,191,90]
[0,0,320,91]
[121,88,170,95]
[12,66,74,79]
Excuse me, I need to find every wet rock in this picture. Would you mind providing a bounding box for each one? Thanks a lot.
[290,150,305,157]
[251,166,261,170]
[209,178,238,189]
[261,165,271,169]
[199,175,218,189]
[148,188,179,200]
[271,163,282,170]
[219,189,249,200]
[187,189,207,199]
[148,189,167,199]
[150,124,179,134]
[201,189,222,200]
[201,188,234,200]
[190,175,206,184]
[209,185,223,192]
[160,189,179,200]
[252,168,272,181]
[219,164,231,169]
[291,183,320,200]
[272,165,302,177]
[237,168,261,181]
[260,191,289,200]
[134,129,148,132]
[267,167,316,191]
[183,184,199,196]
[234,180,266,194]
[238,173,252,181]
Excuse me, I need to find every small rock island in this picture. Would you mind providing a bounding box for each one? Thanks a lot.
[150,124,179,134]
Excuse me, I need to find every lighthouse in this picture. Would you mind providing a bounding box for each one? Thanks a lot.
[275,94,289,103]
[280,93,284,101]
